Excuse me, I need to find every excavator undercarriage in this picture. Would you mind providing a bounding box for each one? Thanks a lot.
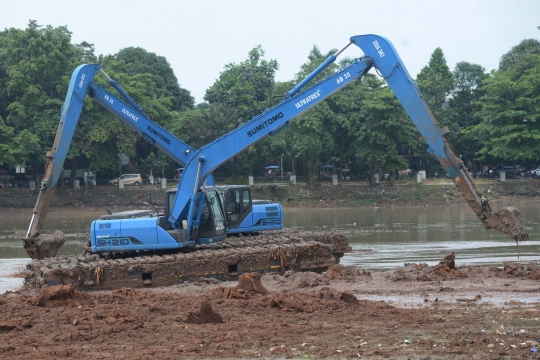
[24,230,351,290]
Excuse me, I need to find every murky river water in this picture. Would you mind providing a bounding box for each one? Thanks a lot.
[1,204,539,292]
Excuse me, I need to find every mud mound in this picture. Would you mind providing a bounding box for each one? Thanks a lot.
[262,271,331,292]
[237,273,269,295]
[210,273,270,300]
[184,301,222,324]
[487,261,540,280]
[390,264,466,282]
[210,286,250,300]
[339,292,359,305]
[112,287,137,297]
[291,271,327,288]
[326,264,370,281]
[438,252,456,269]
[28,285,93,307]
[390,253,467,282]
[442,261,540,281]
[261,291,360,313]
[210,274,359,314]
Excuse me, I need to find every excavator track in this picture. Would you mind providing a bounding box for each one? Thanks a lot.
[24,230,351,290]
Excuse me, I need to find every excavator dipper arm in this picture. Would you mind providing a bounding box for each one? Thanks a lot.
[351,35,528,241]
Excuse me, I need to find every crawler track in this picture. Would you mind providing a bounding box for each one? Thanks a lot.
[24,230,351,290]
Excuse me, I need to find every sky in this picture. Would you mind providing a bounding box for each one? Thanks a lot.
[1,0,539,104]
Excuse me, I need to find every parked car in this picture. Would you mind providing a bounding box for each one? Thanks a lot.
[531,167,540,177]
[484,164,521,178]
[109,174,142,186]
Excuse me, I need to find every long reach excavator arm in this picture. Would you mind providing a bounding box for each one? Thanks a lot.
[174,34,528,242]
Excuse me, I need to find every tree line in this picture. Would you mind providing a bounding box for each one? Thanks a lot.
[1,21,539,182]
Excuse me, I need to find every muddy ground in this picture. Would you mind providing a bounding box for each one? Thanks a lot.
[1,257,540,359]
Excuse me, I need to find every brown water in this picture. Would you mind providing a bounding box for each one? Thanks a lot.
[0,205,539,291]
[286,204,540,269]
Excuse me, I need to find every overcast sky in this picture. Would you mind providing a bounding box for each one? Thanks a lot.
[1,0,539,103]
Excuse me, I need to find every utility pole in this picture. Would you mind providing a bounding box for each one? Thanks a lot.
[281,154,284,181]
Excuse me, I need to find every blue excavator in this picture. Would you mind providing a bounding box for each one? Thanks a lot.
[23,34,528,261]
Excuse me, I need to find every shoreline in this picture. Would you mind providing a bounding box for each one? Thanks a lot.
[0,180,539,211]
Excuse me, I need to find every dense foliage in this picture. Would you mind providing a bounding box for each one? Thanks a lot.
[1,22,539,182]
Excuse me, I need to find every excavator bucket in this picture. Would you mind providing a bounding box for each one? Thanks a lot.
[484,206,529,242]
[451,168,529,242]
[22,231,65,260]
[22,157,66,260]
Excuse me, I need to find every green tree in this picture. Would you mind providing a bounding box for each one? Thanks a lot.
[0,116,40,167]
[0,21,92,169]
[417,48,454,108]
[204,45,278,121]
[114,47,194,112]
[416,47,457,157]
[337,76,418,180]
[499,39,540,73]
[472,54,540,165]
[451,61,487,127]
[449,62,487,165]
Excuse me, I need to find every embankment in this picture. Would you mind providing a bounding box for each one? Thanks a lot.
[1,180,539,210]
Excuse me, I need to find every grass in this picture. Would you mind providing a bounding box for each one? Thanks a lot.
[360,198,378,205]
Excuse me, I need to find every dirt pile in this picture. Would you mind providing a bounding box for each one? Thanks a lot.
[28,284,93,307]
[210,273,270,300]
[184,301,222,324]
[260,265,370,293]
[386,252,540,284]
[2,264,540,358]
[237,272,269,295]
[389,252,467,282]
[496,261,540,280]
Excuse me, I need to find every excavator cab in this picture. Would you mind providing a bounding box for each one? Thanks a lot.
[217,186,252,228]
[163,188,226,243]
[164,185,282,236]
[196,189,227,242]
